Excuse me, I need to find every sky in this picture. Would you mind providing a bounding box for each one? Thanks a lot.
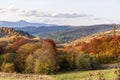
[0,0,120,26]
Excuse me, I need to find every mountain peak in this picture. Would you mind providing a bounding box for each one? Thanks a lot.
[0,20,56,27]
[17,20,28,23]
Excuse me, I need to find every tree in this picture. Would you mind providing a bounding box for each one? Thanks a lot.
[16,42,41,72]
[32,48,58,74]
[76,53,92,70]
[11,38,32,52]
[43,39,56,50]
[25,54,34,73]
[42,39,57,57]
[88,38,102,54]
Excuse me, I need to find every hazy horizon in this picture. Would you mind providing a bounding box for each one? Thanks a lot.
[0,0,120,26]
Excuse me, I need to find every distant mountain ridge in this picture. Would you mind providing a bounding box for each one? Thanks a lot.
[44,24,114,43]
[0,20,56,27]
[16,25,73,36]
[16,24,115,43]
[0,20,118,43]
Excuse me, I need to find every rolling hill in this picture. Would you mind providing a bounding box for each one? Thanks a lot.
[72,29,120,45]
[0,20,118,43]
[0,27,34,43]
[45,24,113,43]
[16,24,114,43]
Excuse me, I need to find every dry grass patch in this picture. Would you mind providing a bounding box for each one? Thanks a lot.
[0,72,53,80]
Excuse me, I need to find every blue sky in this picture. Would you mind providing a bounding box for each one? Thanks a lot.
[0,0,119,26]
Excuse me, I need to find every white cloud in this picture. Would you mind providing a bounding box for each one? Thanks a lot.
[0,6,92,18]
[0,6,118,26]
[21,10,92,18]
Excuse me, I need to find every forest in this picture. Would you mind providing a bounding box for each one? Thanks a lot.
[0,28,120,75]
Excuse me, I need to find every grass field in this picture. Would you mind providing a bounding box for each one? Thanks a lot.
[52,69,118,80]
[0,69,119,80]
[0,72,54,80]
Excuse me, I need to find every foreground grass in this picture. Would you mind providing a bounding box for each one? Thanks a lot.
[52,69,118,80]
[0,72,54,80]
[0,69,119,80]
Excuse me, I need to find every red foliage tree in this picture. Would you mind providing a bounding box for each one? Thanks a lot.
[43,38,56,49]
[88,38,102,54]
[42,39,57,57]
[11,38,32,52]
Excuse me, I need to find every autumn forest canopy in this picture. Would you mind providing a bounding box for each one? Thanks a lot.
[0,27,120,74]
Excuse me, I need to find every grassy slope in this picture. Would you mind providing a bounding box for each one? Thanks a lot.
[0,72,53,80]
[0,69,118,80]
[52,69,118,80]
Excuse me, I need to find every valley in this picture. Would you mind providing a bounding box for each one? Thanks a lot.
[0,24,119,80]
[0,0,119,80]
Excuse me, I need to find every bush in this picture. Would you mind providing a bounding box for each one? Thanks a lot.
[25,54,34,73]
[16,42,41,72]
[89,55,100,70]
[1,62,15,73]
[67,52,76,69]
[33,49,58,74]
[3,53,17,63]
[34,58,55,74]
[57,53,70,70]
[116,56,120,62]
[57,49,77,70]
[17,42,41,60]
[76,53,100,71]
[0,54,3,66]
[76,53,92,70]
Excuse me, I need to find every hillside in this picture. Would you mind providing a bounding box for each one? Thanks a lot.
[0,21,118,43]
[0,20,117,43]
[72,29,120,44]
[0,27,34,43]
[17,24,113,43]
[0,27,33,38]
[16,25,73,36]
[46,24,112,43]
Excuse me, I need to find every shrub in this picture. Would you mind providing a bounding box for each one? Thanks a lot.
[89,55,100,70]
[0,54,4,68]
[34,58,55,74]
[3,53,17,63]
[117,56,120,62]
[25,54,34,73]
[76,53,92,70]
[57,53,70,70]
[33,49,58,74]
[67,52,77,69]
[16,42,41,72]
[1,62,15,73]
[0,45,4,54]
[2,53,25,73]
[17,42,41,60]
